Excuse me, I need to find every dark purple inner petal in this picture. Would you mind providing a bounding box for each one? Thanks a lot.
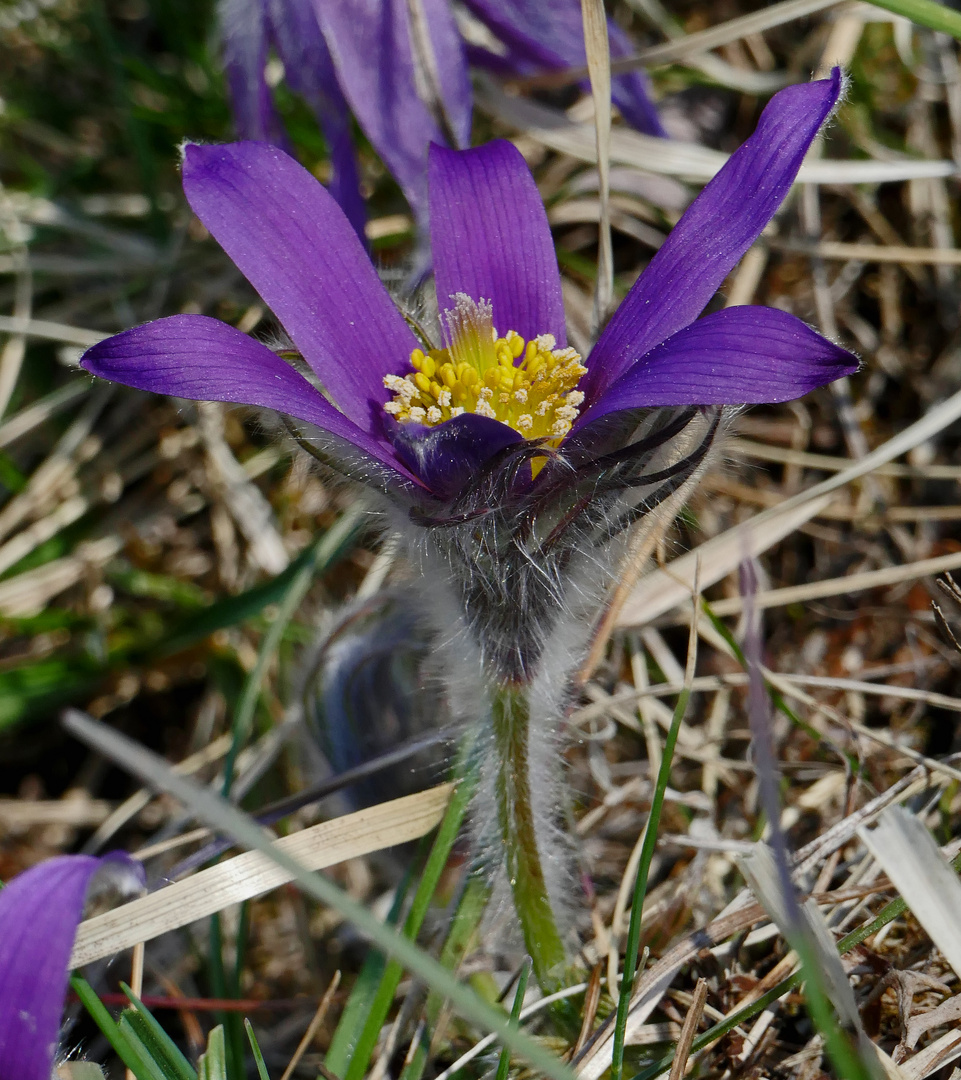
[181,141,417,428]
[577,305,859,428]
[429,140,566,345]
[81,314,422,486]
[387,412,525,500]
[586,69,842,402]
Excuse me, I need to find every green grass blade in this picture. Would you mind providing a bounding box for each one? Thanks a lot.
[495,959,532,1080]
[627,822,961,1080]
[398,877,491,1080]
[70,975,159,1080]
[117,1014,179,1080]
[222,506,367,795]
[610,675,694,1080]
[198,1026,228,1080]
[121,983,198,1080]
[342,761,477,1080]
[325,858,419,1074]
[864,0,961,37]
[65,711,577,1080]
[208,913,246,1080]
[245,1020,271,1080]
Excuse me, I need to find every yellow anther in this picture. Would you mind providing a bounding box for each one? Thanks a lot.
[383,294,587,448]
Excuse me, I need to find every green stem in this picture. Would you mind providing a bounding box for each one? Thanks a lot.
[491,681,567,991]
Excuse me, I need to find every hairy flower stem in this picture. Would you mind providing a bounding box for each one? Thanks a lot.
[490,681,567,990]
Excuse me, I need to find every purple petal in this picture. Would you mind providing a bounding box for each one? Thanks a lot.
[387,413,524,500]
[586,69,842,402]
[80,314,421,485]
[462,0,665,136]
[429,140,565,344]
[418,0,473,148]
[220,0,280,143]
[0,852,144,1080]
[607,21,667,138]
[312,0,471,225]
[577,306,858,426]
[181,141,418,427]
[266,0,366,238]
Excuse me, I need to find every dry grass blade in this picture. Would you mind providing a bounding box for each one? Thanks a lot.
[70,783,454,967]
[511,0,845,87]
[900,1030,961,1080]
[278,971,341,1080]
[777,239,961,264]
[740,848,860,1028]
[616,384,961,627]
[581,0,613,327]
[0,314,104,346]
[695,547,961,617]
[0,185,32,420]
[666,978,707,1080]
[478,84,959,184]
[431,982,591,1080]
[859,807,961,979]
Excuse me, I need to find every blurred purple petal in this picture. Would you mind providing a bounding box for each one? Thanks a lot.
[607,21,666,137]
[220,0,280,143]
[266,0,366,237]
[586,69,842,401]
[181,142,417,426]
[388,412,524,500]
[81,315,420,484]
[578,306,859,424]
[418,0,472,148]
[313,0,470,224]
[462,0,665,136]
[429,141,565,344]
[0,852,144,1080]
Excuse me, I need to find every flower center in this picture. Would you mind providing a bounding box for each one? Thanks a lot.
[383,294,587,446]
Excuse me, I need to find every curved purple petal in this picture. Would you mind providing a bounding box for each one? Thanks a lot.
[0,852,144,1080]
[220,0,280,143]
[387,412,524,500]
[462,0,665,136]
[586,69,843,402]
[266,0,366,238]
[182,142,417,428]
[312,0,470,225]
[577,306,859,427]
[429,140,566,344]
[81,314,421,485]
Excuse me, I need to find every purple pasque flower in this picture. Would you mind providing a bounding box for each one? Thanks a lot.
[218,0,664,235]
[82,72,855,978]
[82,66,855,514]
[0,852,145,1080]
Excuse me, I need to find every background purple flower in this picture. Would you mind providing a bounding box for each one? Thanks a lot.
[82,69,856,505]
[0,852,144,1080]
[218,0,663,233]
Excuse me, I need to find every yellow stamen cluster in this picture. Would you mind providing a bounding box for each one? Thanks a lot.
[383,294,587,446]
